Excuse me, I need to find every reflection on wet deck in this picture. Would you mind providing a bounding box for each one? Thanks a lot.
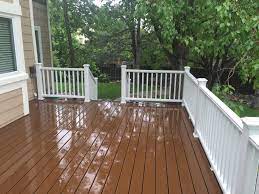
[0,100,221,194]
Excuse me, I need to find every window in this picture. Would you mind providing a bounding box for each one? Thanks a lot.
[34,26,43,63]
[0,17,16,74]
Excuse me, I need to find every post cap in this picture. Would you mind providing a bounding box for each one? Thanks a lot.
[242,117,259,131]
[184,66,190,73]
[242,117,259,146]
[83,64,90,68]
[35,63,43,66]
[197,78,208,87]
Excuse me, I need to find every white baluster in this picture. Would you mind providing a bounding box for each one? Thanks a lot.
[35,63,44,100]
[160,73,162,99]
[77,70,80,96]
[55,70,58,95]
[155,73,158,99]
[146,73,149,99]
[51,70,54,95]
[137,72,139,98]
[121,64,127,103]
[64,70,67,95]
[84,64,91,102]
[68,70,71,95]
[46,69,50,95]
[164,73,167,99]
[151,73,153,99]
[73,70,75,96]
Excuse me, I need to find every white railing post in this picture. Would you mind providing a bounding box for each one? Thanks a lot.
[95,77,98,100]
[193,78,208,138]
[236,118,259,194]
[84,64,90,102]
[121,65,127,104]
[182,66,191,106]
[35,63,44,100]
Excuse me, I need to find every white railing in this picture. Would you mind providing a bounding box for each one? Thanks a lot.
[182,66,259,194]
[121,65,184,103]
[36,63,98,102]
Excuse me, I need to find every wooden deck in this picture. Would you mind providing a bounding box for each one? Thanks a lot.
[0,100,222,194]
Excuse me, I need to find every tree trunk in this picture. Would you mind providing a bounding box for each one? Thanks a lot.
[63,0,75,67]
[135,18,141,69]
[131,19,141,69]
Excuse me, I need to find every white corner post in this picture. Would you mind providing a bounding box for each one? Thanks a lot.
[193,78,208,138]
[95,77,98,100]
[182,66,191,107]
[121,65,127,104]
[84,64,91,102]
[236,118,259,194]
[35,63,44,100]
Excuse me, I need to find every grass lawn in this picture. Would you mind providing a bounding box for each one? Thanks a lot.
[98,82,121,100]
[235,101,259,117]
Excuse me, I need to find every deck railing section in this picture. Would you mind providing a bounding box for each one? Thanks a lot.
[182,66,259,194]
[121,65,184,103]
[36,63,98,102]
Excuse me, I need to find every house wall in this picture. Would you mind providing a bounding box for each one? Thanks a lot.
[0,89,24,128]
[20,0,37,100]
[33,1,52,67]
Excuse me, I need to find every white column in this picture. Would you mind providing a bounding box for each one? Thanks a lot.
[236,117,259,194]
[121,65,127,104]
[95,77,98,100]
[193,78,208,138]
[84,64,90,102]
[182,66,191,106]
[35,63,44,100]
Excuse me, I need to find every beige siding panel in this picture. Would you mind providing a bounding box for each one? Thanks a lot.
[0,89,24,128]
[0,89,21,102]
[21,0,36,100]
[33,1,52,67]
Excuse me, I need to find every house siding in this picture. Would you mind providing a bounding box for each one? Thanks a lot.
[21,0,37,100]
[33,1,52,66]
[0,89,24,128]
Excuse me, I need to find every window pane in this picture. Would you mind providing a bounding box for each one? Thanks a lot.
[0,17,16,74]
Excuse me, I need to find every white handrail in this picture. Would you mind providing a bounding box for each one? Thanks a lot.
[182,66,259,194]
[35,63,98,101]
[121,65,184,103]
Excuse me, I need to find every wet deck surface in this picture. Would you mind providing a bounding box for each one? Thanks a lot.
[0,100,222,194]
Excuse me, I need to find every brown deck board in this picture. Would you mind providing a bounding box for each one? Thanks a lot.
[0,100,222,194]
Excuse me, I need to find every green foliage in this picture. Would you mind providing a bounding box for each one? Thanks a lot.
[137,0,259,87]
[212,84,244,115]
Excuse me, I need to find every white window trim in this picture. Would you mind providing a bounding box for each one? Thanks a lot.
[0,2,29,116]
[34,26,44,64]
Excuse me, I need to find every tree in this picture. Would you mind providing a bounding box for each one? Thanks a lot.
[137,0,258,88]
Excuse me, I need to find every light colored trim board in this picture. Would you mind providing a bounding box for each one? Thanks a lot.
[0,3,30,116]
[46,0,53,66]
[0,1,21,16]
[0,76,29,116]
[29,0,37,64]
